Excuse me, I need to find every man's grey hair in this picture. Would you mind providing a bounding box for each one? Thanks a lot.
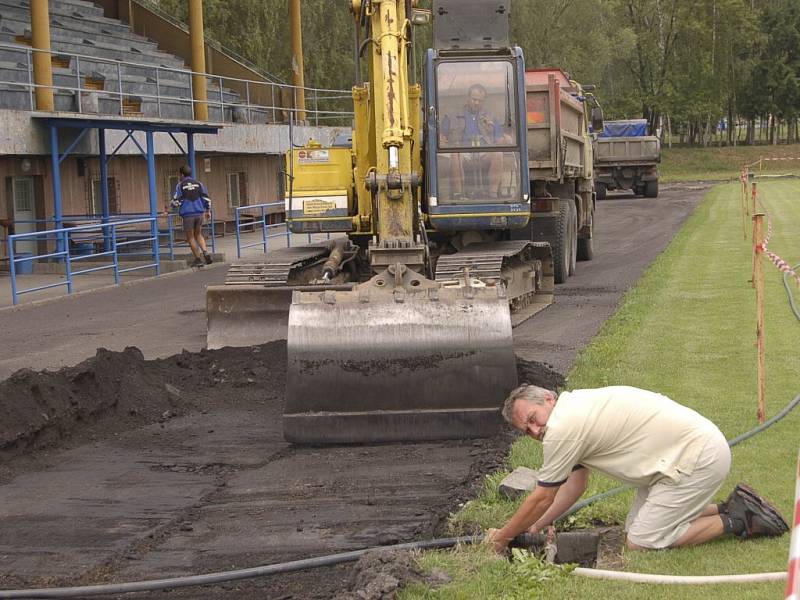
[501,384,554,424]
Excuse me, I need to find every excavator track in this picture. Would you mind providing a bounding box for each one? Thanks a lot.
[435,240,554,327]
[221,245,331,287]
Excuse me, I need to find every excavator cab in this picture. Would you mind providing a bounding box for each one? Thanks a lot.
[424,51,530,232]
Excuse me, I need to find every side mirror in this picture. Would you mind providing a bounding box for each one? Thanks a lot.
[591,106,604,133]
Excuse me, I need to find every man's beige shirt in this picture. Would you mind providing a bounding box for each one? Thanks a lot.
[537,386,722,487]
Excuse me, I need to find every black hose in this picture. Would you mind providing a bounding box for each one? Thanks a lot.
[783,262,800,321]
[0,537,478,599]
[2,393,798,598]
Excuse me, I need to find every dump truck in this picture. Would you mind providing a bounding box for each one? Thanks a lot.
[521,69,602,282]
[206,0,601,444]
[593,119,660,199]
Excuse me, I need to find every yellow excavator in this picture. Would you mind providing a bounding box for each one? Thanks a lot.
[207,0,557,443]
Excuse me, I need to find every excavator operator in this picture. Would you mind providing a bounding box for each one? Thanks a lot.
[440,83,512,200]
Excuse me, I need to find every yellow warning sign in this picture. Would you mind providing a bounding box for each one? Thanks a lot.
[303,198,337,216]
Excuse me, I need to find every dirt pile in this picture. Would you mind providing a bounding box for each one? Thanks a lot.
[333,549,451,600]
[0,342,286,459]
[0,346,561,461]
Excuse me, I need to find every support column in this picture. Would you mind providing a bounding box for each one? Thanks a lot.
[289,0,306,123]
[49,126,63,233]
[187,132,196,176]
[188,0,208,121]
[145,130,161,274]
[98,128,111,251]
[31,0,54,111]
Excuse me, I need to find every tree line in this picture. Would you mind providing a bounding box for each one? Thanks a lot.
[156,0,800,146]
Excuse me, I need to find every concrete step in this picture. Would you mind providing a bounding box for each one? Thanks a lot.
[0,14,160,53]
[0,3,132,36]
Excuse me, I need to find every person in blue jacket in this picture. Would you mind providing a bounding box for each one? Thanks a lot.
[171,165,212,267]
[440,83,511,199]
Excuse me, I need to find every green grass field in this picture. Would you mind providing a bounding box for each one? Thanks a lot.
[400,179,800,599]
[661,143,800,182]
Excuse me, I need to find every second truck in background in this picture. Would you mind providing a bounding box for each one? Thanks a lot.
[594,119,660,199]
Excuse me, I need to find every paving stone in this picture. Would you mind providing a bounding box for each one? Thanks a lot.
[499,466,538,499]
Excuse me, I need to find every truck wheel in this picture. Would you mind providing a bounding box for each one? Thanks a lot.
[568,202,577,276]
[595,182,606,200]
[645,179,659,198]
[553,200,571,284]
[577,236,594,261]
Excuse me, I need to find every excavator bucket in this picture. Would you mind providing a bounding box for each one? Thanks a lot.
[206,246,353,350]
[207,285,295,349]
[207,283,356,350]
[283,269,518,444]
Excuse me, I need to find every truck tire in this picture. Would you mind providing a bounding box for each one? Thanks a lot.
[595,182,606,200]
[577,236,594,261]
[645,179,659,198]
[553,200,572,284]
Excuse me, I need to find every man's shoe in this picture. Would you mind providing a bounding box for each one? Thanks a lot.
[726,483,789,539]
[203,252,213,265]
[190,256,205,268]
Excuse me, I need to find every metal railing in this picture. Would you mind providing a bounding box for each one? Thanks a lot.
[234,202,290,259]
[0,42,353,125]
[4,212,217,259]
[6,217,159,305]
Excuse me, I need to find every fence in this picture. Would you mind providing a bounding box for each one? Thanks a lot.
[6,217,167,305]
[0,42,353,125]
[234,202,290,259]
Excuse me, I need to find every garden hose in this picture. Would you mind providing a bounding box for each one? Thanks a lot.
[784,262,800,321]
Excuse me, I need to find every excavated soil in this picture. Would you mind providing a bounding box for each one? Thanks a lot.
[0,344,560,599]
[0,343,286,477]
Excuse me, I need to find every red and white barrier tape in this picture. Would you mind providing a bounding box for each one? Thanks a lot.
[755,203,800,287]
[765,218,774,247]
[786,449,800,600]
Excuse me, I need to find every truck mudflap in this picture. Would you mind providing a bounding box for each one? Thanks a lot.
[283,265,518,444]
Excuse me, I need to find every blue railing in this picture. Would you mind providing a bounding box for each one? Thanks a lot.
[4,212,217,260]
[7,217,159,305]
[234,203,290,258]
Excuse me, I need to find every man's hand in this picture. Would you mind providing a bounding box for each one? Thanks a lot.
[484,528,511,555]
[526,523,540,535]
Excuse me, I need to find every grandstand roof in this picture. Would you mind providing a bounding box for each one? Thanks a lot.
[33,112,223,134]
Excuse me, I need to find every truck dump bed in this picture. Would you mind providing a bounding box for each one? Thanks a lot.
[525,69,588,181]
[594,136,660,166]
[594,119,660,166]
